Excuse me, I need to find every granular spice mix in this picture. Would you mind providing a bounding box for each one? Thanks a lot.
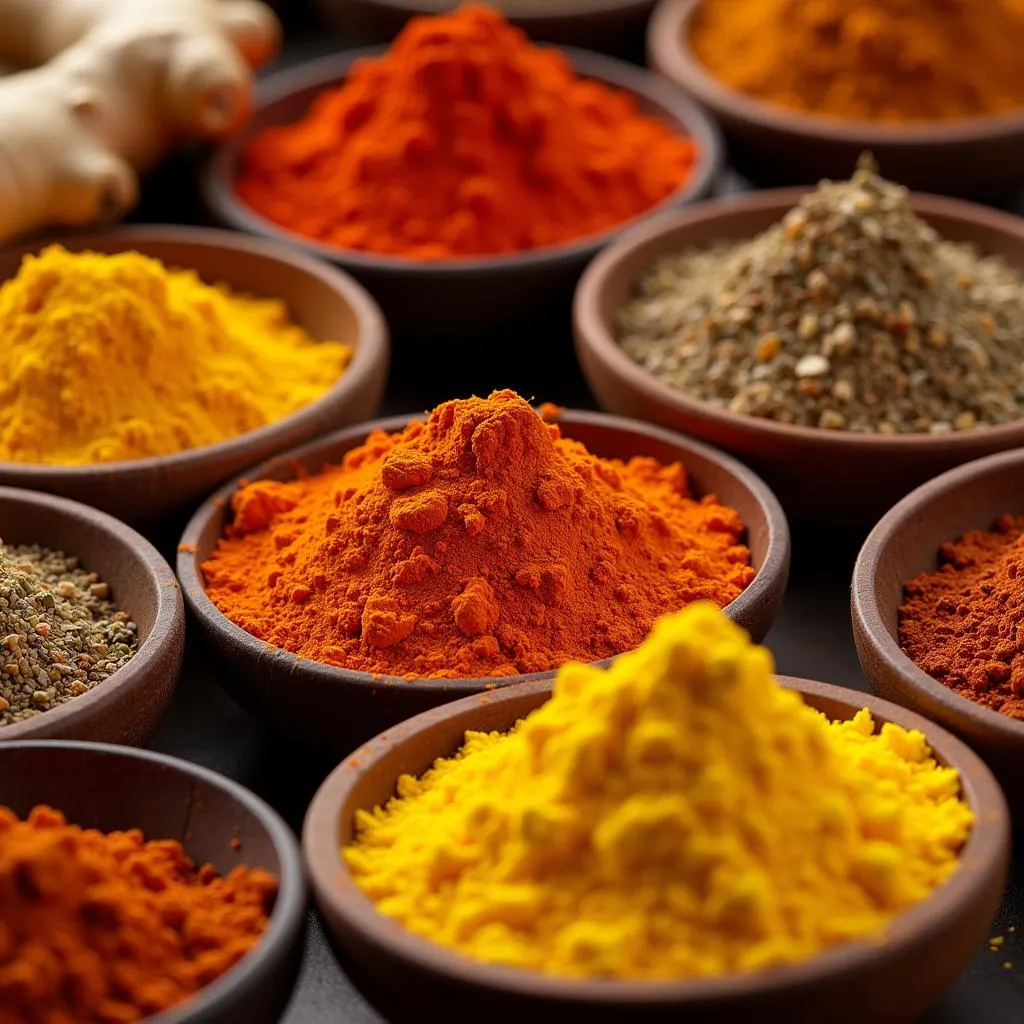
[201,391,754,680]
[900,513,1024,719]
[0,542,137,726]
[617,157,1024,434]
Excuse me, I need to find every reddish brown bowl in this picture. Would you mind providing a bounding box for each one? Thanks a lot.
[647,0,1024,196]
[0,487,184,747]
[303,675,1009,1024]
[574,189,1024,526]
[202,47,721,343]
[852,448,1024,814]
[177,410,789,753]
[0,226,389,524]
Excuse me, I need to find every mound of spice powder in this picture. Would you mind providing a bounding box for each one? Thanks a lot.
[201,391,754,679]
[0,541,137,726]
[617,157,1024,434]
[235,5,696,259]
[344,603,973,979]
[900,513,1024,719]
[0,804,276,1023]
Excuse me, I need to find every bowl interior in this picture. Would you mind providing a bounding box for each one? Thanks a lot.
[0,743,283,874]
[0,231,364,351]
[0,494,163,645]
[596,196,1024,338]
[184,410,780,665]
[206,47,719,270]
[867,460,1024,667]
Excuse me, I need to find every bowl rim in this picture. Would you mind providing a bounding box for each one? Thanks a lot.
[0,739,307,1024]
[0,486,184,741]
[201,45,723,273]
[0,224,388,481]
[573,186,1024,452]
[648,0,1024,144]
[349,0,657,21]
[852,446,1024,743]
[177,407,790,690]
[302,673,1009,1005]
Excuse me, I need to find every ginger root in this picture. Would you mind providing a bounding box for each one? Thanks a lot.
[0,0,280,242]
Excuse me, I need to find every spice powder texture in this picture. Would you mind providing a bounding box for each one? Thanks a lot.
[344,603,973,979]
[201,391,754,679]
[0,805,276,1024]
[691,0,1024,122]
[236,4,696,259]
[0,245,352,466]
[900,514,1024,719]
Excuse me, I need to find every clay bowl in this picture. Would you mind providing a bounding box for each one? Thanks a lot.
[852,448,1024,814]
[0,740,306,1024]
[201,47,722,343]
[319,0,657,57]
[0,487,184,747]
[0,226,388,524]
[574,189,1024,527]
[303,674,1009,1024]
[177,410,789,753]
[647,0,1024,197]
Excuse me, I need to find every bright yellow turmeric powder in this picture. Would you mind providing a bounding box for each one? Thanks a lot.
[345,603,973,980]
[691,0,1024,122]
[0,246,352,466]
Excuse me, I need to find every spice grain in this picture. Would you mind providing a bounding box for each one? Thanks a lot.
[345,603,972,979]
[617,158,1024,434]
[0,542,137,726]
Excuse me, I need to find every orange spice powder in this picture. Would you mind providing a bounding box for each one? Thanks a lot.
[201,391,754,680]
[235,5,697,259]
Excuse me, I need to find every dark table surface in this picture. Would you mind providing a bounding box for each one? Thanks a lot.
[129,14,1024,1024]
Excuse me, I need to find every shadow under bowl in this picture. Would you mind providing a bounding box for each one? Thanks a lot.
[0,741,307,1024]
[318,0,657,57]
[852,448,1024,814]
[0,226,389,524]
[302,675,1009,1024]
[177,410,789,754]
[574,189,1024,527]
[647,0,1024,197]
[202,47,722,344]
[0,487,184,746]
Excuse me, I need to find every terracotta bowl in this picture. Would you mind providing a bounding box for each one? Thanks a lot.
[0,226,389,524]
[647,0,1024,197]
[302,675,1009,1024]
[201,47,722,343]
[318,0,657,56]
[0,487,184,747]
[574,189,1024,527]
[852,448,1024,814]
[0,740,307,1024]
[177,410,789,753]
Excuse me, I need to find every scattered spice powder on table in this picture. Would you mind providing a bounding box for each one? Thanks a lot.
[617,157,1024,434]
[690,0,1024,122]
[900,513,1024,719]
[344,603,973,979]
[201,391,754,680]
[0,804,276,1023]
[236,5,697,259]
[0,245,351,466]
[0,541,137,727]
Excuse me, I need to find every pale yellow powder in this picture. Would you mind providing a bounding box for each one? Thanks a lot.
[345,603,973,980]
[0,246,352,466]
